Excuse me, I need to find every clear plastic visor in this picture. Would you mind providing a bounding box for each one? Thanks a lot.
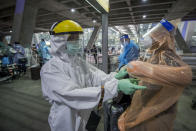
[143,23,169,42]
[66,33,84,55]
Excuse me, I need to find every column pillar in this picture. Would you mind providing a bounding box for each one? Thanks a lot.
[11,0,38,47]
[102,13,108,73]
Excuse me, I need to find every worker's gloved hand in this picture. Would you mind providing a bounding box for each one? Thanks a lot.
[129,78,139,85]
[117,79,146,95]
[115,68,128,80]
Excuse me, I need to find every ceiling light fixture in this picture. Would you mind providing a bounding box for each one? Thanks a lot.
[71,8,75,13]
[93,20,97,23]
[143,15,147,18]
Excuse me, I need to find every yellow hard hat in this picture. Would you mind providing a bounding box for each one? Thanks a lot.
[50,20,83,35]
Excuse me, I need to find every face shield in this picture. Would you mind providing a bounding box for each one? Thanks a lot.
[120,38,130,47]
[142,19,174,49]
[66,33,84,55]
[120,35,130,47]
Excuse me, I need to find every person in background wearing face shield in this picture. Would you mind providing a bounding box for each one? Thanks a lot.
[40,20,146,131]
[118,34,139,70]
[41,41,52,64]
[0,37,9,66]
[13,42,26,64]
[103,35,140,131]
[38,39,47,64]
[40,39,46,49]
[13,42,27,74]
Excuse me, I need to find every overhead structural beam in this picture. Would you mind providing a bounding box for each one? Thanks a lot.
[109,20,160,26]
[71,0,95,18]
[111,8,170,14]
[107,17,162,24]
[86,26,100,49]
[38,0,99,27]
[83,8,170,15]
[124,25,135,36]
[131,1,176,8]
[0,8,15,19]
[37,12,55,17]
[35,27,49,32]
[125,0,134,23]
[75,0,174,10]
[108,9,168,16]
[83,0,109,13]
[110,14,163,19]
[112,26,122,34]
[0,0,16,10]
[123,26,132,35]
[165,0,196,20]
[74,0,124,10]
[121,0,137,39]
[109,5,171,12]
[109,13,165,19]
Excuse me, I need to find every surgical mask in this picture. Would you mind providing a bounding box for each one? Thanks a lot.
[66,41,82,54]
[143,35,153,49]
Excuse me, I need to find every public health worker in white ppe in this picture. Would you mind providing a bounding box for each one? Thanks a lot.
[40,20,143,131]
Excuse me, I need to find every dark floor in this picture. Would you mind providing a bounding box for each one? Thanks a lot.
[0,74,50,131]
[0,73,196,131]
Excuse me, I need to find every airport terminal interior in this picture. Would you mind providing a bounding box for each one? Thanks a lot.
[0,0,196,131]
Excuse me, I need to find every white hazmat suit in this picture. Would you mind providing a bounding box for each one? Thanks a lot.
[40,35,118,131]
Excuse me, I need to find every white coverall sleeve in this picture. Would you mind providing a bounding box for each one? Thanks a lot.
[41,67,102,110]
[91,68,118,102]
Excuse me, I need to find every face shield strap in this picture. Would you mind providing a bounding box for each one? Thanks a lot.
[160,19,174,32]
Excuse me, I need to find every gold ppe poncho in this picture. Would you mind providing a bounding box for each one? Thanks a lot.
[118,28,192,131]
